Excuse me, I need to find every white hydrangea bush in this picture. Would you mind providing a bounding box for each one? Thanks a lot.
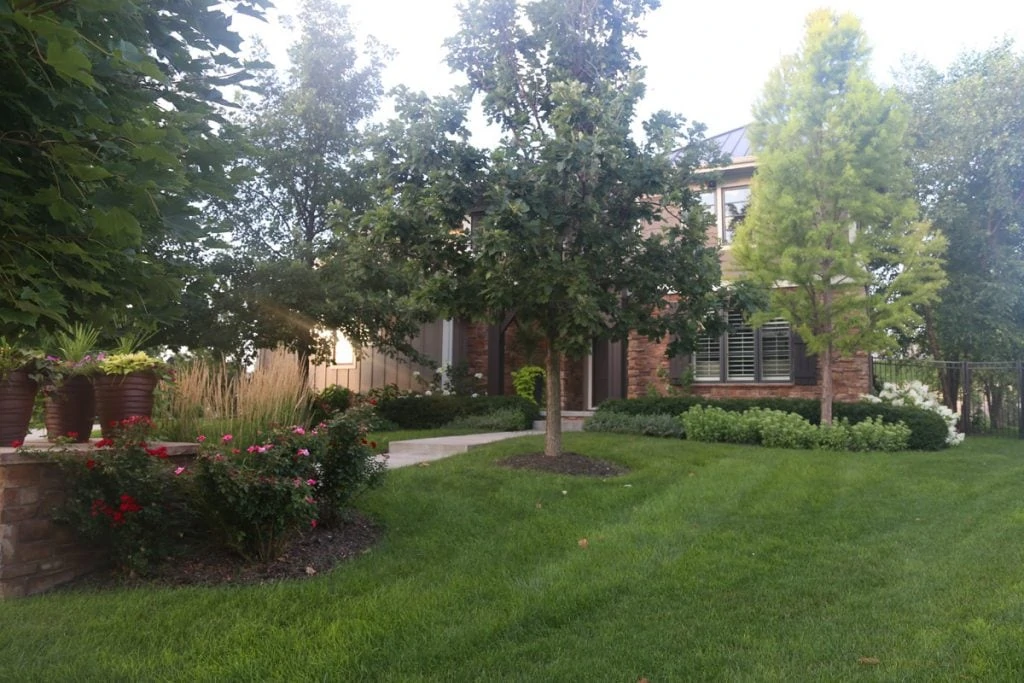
[862,380,964,446]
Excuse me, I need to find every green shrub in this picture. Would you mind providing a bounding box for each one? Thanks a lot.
[599,396,945,450]
[583,412,685,438]
[833,402,946,451]
[846,416,911,452]
[680,405,760,444]
[310,384,353,425]
[680,406,911,452]
[447,407,530,432]
[315,412,387,527]
[750,409,820,449]
[377,395,539,429]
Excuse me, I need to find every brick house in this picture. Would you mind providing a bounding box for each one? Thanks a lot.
[312,126,871,405]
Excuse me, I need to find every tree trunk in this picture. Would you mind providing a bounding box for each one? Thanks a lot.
[820,343,834,426]
[544,342,562,457]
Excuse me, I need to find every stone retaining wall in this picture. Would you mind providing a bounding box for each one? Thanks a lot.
[0,440,196,598]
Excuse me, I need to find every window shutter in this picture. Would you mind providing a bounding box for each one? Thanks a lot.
[668,347,690,385]
[792,332,818,385]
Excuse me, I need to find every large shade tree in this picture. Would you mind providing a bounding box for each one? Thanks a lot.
[899,43,1024,404]
[0,0,270,340]
[444,0,724,456]
[218,0,392,363]
[734,10,946,424]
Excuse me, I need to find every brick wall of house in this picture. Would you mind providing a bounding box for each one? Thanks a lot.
[626,332,871,402]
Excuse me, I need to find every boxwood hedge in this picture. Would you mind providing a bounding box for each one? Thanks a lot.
[376,395,541,430]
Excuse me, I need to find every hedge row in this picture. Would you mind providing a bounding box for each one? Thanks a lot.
[376,395,541,430]
[596,396,948,451]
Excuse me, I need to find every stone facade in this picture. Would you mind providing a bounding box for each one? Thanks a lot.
[0,440,197,598]
[0,452,104,598]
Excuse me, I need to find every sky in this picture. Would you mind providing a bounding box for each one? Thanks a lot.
[238,0,1023,144]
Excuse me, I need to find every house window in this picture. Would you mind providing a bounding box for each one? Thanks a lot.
[694,313,792,382]
[722,185,750,244]
[726,311,755,380]
[333,333,355,366]
[694,333,721,381]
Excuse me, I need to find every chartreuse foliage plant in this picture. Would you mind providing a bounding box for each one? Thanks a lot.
[4,434,1024,680]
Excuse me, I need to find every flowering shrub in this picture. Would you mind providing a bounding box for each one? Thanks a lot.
[192,415,386,558]
[863,381,963,446]
[192,425,321,562]
[47,416,193,575]
[314,412,387,528]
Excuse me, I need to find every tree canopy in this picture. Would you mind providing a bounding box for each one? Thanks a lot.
[900,42,1024,363]
[443,0,724,455]
[735,9,946,424]
[0,0,270,340]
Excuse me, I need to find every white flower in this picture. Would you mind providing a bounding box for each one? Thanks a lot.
[412,370,421,377]
[424,390,432,396]
[474,372,483,380]
[471,393,479,398]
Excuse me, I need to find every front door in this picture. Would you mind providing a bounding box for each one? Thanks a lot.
[590,338,626,408]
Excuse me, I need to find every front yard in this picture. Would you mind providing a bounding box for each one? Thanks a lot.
[1,434,1022,680]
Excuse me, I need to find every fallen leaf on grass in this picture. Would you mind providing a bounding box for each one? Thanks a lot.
[638,678,649,683]
[857,656,880,666]
[417,462,430,468]
[578,538,589,549]
[305,566,317,576]
[535,502,543,509]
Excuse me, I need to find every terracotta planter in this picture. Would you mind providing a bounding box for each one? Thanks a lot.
[94,371,159,438]
[0,368,38,446]
[44,374,95,443]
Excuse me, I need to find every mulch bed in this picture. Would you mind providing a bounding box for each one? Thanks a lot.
[497,451,629,477]
[62,511,383,591]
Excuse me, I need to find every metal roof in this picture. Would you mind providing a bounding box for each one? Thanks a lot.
[707,125,752,159]
[670,124,753,166]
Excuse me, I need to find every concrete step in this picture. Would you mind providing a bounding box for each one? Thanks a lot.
[533,410,594,432]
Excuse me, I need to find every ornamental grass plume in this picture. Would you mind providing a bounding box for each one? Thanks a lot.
[158,353,310,445]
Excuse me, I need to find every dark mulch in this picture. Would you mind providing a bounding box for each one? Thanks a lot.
[63,511,382,592]
[497,451,629,477]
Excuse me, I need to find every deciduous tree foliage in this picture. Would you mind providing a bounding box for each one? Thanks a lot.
[0,0,270,339]
[734,10,946,425]
[445,0,723,456]
[220,0,388,363]
[900,43,1024,364]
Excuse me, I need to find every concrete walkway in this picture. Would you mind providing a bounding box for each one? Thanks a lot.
[385,430,543,468]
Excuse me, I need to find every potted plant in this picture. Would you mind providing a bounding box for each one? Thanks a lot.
[94,343,169,438]
[40,324,102,443]
[0,338,42,446]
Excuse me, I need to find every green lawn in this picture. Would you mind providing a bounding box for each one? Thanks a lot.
[2,435,1024,681]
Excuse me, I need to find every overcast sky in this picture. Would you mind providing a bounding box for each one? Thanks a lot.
[238,0,1023,144]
